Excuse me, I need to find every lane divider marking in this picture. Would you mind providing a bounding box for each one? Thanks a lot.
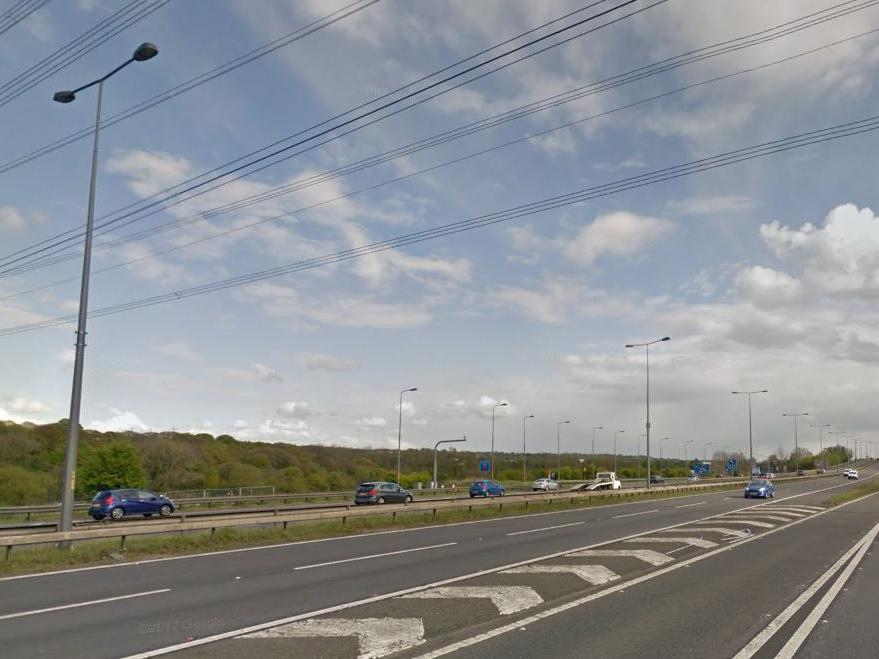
[0,588,170,621]
[293,543,456,570]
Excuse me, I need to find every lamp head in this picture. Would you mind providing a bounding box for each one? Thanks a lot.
[661,336,671,341]
[53,90,76,103]
[133,42,158,61]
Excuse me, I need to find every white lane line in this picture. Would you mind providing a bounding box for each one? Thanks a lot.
[411,492,879,659]
[733,520,879,659]
[0,588,170,621]
[691,519,775,528]
[118,475,875,658]
[676,502,707,508]
[612,509,659,519]
[240,617,425,658]
[501,564,620,585]
[401,586,542,615]
[662,527,749,539]
[566,549,673,566]
[506,521,584,536]
[293,543,456,570]
[624,536,717,549]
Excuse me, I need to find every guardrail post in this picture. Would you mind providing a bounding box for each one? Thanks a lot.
[120,535,126,551]
[5,545,10,560]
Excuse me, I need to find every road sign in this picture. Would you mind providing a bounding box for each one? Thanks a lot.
[692,461,710,476]
[479,460,490,473]
[726,458,737,474]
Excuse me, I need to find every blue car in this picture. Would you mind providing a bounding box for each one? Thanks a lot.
[89,489,175,520]
[744,479,775,499]
[469,480,505,497]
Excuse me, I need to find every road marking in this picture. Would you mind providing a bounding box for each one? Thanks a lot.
[662,527,749,539]
[566,549,673,565]
[410,491,879,659]
[773,504,823,512]
[293,543,456,570]
[691,519,775,528]
[754,507,810,516]
[506,521,584,536]
[501,564,620,585]
[401,586,542,615]
[721,514,795,522]
[624,536,717,549]
[240,617,425,659]
[117,475,875,658]
[0,588,170,621]
[733,519,879,659]
[612,509,659,519]
[675,501,707,508]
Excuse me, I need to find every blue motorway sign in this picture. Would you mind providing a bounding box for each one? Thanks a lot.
[692,461,710,476]
[726,458,737,474]
[479,460,490,473]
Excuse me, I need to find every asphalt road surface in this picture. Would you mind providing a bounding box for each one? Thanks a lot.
[0,470,875,659]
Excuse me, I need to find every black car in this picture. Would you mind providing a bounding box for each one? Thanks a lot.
[354,482,414,505]
[650,473,665,485]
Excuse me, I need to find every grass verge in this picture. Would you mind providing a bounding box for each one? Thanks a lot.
[824,478,879,506]
[0,485,743,577]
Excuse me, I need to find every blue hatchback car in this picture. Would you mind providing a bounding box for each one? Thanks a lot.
[469,480,505,497]
[743,479,775,498]
[89,489,175,520]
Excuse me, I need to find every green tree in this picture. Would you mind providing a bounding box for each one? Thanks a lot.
[0,464,56,504]
[77,441,146,494]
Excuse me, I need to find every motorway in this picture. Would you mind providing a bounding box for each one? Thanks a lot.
[0,469,875,658]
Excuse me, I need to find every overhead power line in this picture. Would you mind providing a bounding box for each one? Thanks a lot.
[0,0,50,37]
[2,0,877,279]
[0,0,168,108]
[3,111,878,337]
[0,0,661,271]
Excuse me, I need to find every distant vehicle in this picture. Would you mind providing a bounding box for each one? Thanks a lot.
[469,480,505,497]
[744,479,775,498]
[843,469,854,478]
[89,489,174,520]
[354,482,413,505]
[532,478,559,491]
[796,469,806,476]
[847,469,860,480]
[649,473,665,485]
[573,472,622,491]
[687,475,701,483]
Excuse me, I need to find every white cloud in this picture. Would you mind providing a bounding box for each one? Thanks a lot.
[305,353,360,372]
[233,419,248,429]
[0,207,24,231]
[735,266,802,308]
[356,416,387,429]
[668,195,753,215]
[152,341,202,363]
[563,211,676,266]
[89,410,150,433]
[106,150,191,198]
[277,401,314,419]
[254,363,284,382]
[1,395,49,415]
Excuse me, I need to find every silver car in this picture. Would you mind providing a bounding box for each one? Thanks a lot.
[532,478,559,491]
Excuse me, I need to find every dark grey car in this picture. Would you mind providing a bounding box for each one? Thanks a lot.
[354,481,414,505]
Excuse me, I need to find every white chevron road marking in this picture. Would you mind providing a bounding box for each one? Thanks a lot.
[691,519,775,528]
[566,549,673,565]
[723,514,795,523]
[401,586,543,615]
[624,536,718,549]
[757,507,814,515]
[502,564,620,585]
[239,617,425,659]
[663,527,750,539]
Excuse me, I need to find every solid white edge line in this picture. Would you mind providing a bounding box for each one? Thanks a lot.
[0,588,171,621]
[506,522,584,536]
[612,509,659,518]
[116,474,871,659]
[293,542,456,570]
[734,520,879,658]
[675,502,707,508]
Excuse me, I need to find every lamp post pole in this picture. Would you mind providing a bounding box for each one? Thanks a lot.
[522,415,534,482]
[54,43,159,544]
[434,437,466,490]
[490,401,508,479]
[625,336,671,488]
[782,412,809,472]
[613,430,625,474]
[397,387,418,484]
[557,420,570,480]
[732,390,768,478]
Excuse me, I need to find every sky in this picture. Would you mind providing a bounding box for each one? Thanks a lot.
[1,0,878,464]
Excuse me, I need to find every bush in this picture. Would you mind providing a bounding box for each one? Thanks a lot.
[0,465,56,504]
[77,441,146,495]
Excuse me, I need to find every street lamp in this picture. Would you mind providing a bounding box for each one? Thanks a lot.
[522,415,535,481]
[782,412,809,472]
[54,42,159,544]
[491,401,508,479]
[613,429,625,473]
[732,389,768,478]
[591,426,602,479]
[660,436,669,477]
[397,387,418,484]
[557,420,570,480]
[810,423,831,467]
[434,436,466,489]
[625,336,671,488]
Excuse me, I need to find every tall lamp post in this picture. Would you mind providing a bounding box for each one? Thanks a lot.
[434,436,466,489]
[54,42,159,543]
[557,420,570,480]
[625,336,671,488]
[522,414,534,481]
[810,423,830,468]
[397,387,418,484]
[490,401,508,479]
[782,412,809,472]
[613,429,625,473]
[732,389,768,478]
[591,425,603,479]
